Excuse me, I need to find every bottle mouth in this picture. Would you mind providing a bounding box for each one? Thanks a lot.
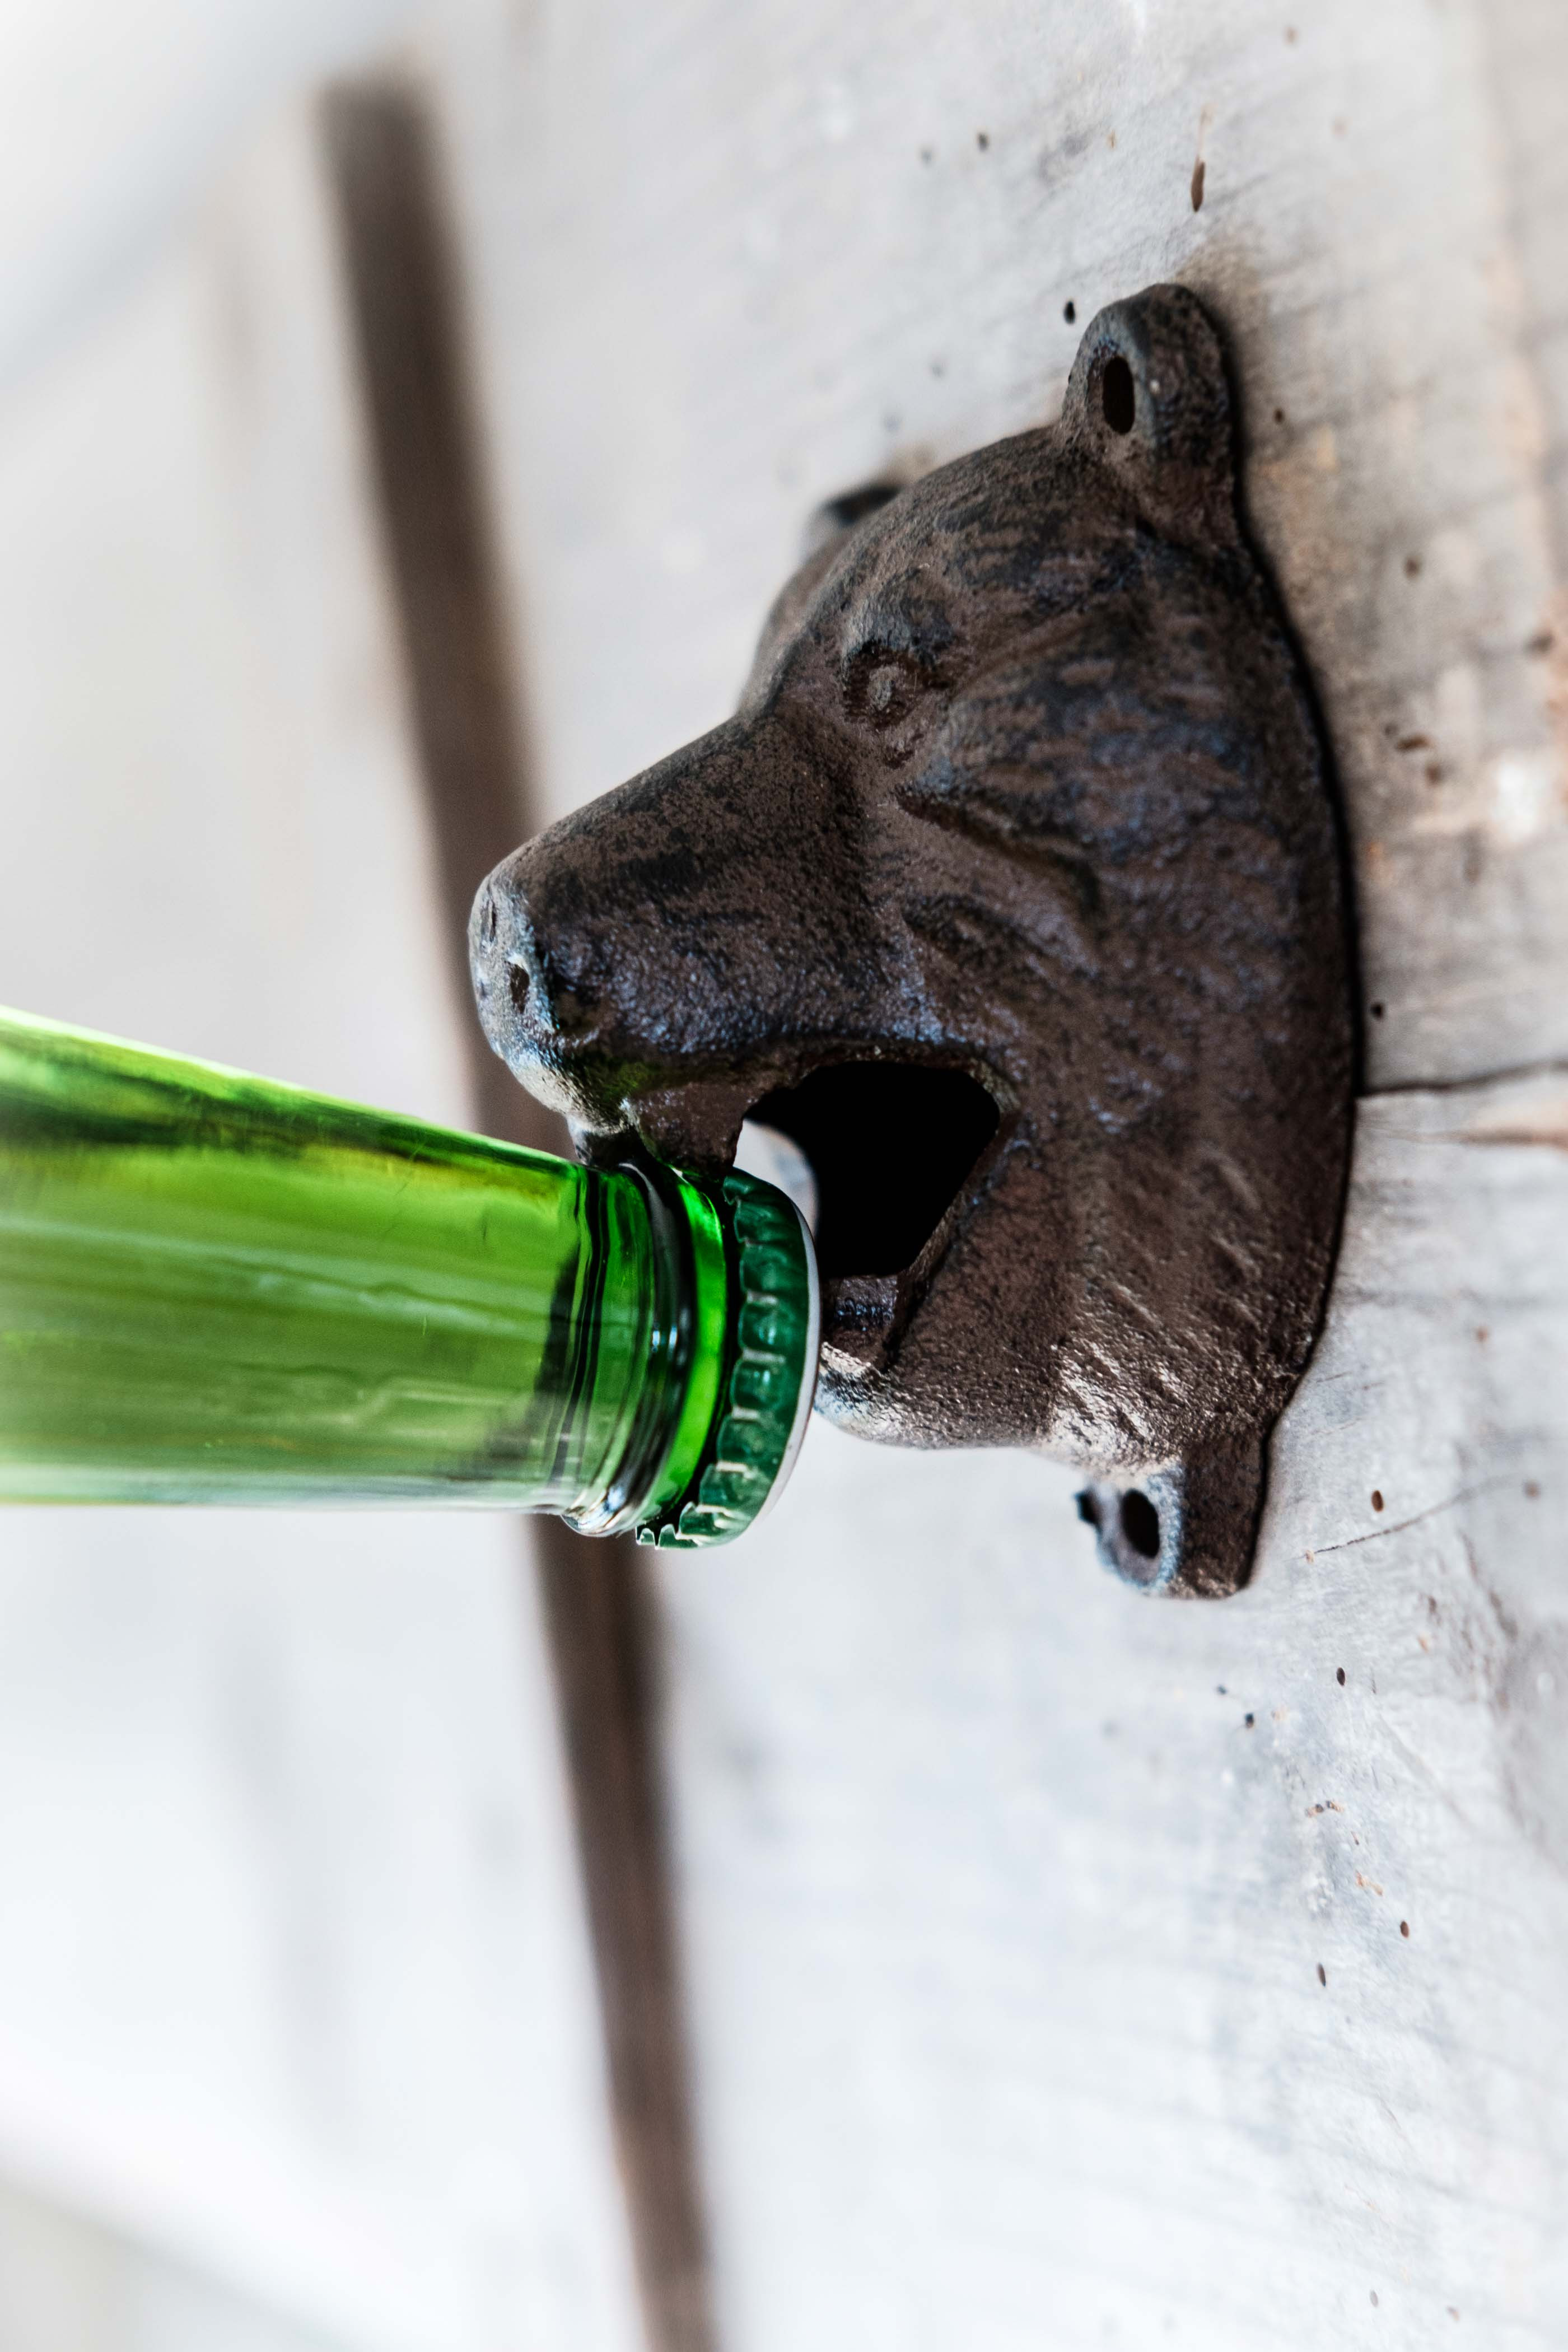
[557,1157,719,1538]
[623,1165,820,1551]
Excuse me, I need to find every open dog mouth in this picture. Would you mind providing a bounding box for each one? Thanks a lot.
[735,1061,1004,1363]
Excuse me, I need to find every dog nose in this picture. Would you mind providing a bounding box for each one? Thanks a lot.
[470,857,603,1076]
[472,713,812,1135]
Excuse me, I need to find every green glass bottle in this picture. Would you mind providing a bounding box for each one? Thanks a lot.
[0,1007,817,1547]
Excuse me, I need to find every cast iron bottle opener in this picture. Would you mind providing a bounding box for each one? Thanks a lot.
[471,284,1355,1596]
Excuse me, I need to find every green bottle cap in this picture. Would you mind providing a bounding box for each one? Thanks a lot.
[634,1169,819,1550]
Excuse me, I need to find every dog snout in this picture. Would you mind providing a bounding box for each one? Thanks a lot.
[470,708,895,1138]
[470,847,609,1103]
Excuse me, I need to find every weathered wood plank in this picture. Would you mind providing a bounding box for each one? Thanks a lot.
[426,1,1568,2342]
[436,0,1568,1091]
[321,81,717,2352]
[657,1072,1568,2348]
[0,102,640,2352]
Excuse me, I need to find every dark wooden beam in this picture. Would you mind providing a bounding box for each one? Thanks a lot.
[320,78,715,2352]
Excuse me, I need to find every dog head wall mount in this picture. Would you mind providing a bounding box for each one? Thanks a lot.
[472,286,1355,1598]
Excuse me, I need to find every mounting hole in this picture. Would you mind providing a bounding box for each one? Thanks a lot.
[1119,1488,1161,1559]
[1101,354,1136,436]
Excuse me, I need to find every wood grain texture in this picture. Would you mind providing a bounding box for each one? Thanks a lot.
[435,0,1568,1091]
[533,1527,716,2352]
[0,100,641,2352]
[322,82,716,2352]
[422,2,1568,2343]
[655,1072,1568,2348]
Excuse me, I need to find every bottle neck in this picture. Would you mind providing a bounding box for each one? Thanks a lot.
[0,1006,818,1543]
[562,1158,721,1536]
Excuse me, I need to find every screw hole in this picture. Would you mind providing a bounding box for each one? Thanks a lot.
[1101,354,1136,436]
[1119,1488,1160,1559]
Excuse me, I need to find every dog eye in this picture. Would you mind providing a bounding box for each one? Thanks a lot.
[865,661,915,722]
[848,648,924,729]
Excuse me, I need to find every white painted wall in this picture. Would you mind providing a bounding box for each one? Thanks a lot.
[0,0,419,393]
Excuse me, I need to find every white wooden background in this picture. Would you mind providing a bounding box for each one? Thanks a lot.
[423,2,1568,2345]
[0,2,1562,2349]
[0,99,642,2352]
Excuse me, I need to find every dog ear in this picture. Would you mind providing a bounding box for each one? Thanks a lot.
[740,479,907,710]
[1062,283,1243,555]
[800,479,905,561]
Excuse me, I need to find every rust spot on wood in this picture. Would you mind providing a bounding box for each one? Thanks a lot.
[1465,1111,1568,1154]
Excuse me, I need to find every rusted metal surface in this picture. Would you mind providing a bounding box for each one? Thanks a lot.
[473,286,1355,1597]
